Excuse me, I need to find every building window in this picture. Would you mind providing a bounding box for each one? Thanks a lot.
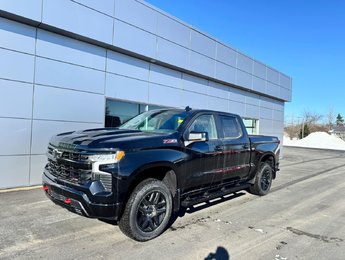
[105,99,164,127]
[243,118,258,135]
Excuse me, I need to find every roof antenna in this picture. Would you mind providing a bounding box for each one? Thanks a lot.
[185,106,192,112]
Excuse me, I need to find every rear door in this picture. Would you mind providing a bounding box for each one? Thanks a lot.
[215,115,251,184]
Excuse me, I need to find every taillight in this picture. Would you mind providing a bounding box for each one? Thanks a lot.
[43,185,49,191]
[64,198,72,204]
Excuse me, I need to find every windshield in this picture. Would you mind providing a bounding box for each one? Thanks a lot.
[119,110,188,133]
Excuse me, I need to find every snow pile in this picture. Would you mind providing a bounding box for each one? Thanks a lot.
[283,132,345,151]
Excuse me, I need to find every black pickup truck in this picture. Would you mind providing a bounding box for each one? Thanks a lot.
[42,107,280,241]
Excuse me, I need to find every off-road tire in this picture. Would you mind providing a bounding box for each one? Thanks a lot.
[248,162,273,196]
[119,178,172,241]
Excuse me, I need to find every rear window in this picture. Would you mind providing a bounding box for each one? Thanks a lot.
[220,116,242,139]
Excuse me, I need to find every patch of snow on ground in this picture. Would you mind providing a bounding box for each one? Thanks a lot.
[283,132,345,151]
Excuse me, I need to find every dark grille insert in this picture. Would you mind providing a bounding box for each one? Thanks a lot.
[46,145,113,192]
[46,159,91,184]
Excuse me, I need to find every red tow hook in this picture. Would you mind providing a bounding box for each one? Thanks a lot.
[43,185,49,191]
[64,198,72,204]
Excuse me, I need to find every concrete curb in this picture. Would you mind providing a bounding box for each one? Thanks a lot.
[0,185,41,193]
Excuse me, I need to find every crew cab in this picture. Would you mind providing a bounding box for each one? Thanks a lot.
[42,107,280,241]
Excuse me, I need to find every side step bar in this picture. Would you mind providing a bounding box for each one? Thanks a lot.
[181,183,250,208]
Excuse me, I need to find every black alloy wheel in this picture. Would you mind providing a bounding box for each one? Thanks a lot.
[248,162,273,196]
[260,167,272,192]
[137,191,167,232]
[119,178,172,241]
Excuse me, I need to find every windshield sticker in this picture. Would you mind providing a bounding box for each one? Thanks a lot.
[163,139,178,144]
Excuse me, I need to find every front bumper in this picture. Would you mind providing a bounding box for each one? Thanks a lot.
[42,171,122,220]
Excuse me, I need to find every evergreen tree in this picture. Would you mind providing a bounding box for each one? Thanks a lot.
[336,113,344,126]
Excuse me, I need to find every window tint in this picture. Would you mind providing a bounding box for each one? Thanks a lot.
[189,115,217,139]
[220,116,242,139]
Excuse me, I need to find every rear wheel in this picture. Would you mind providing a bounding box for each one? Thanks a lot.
[248,162,273,196]
[119,179,172,241]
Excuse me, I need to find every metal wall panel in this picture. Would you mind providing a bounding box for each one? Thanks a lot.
[279,74,291,89]
[190,30,216,59]
[37,29,106,70]
[245,93,260,106]
[156,13,190,48]
[207,96,228,112]
[252,76,266,94]
[0,49,34,82]
[107,50,150,81]
[30,120,102,154]
[0,79,33,119]
[228,100,245,117]
[237,53,253,74]
[156,37,189,70]
[0,18,36,54]
[215,62,236,84]
[266,67,280,85]
[149,83,183,107]
[245,104,260,119]
[236,69,252,90]
[113,19,156,58]
[106,73,149,103]
[0,118,31,155]
[0,0,42,22]
[253,61,266,79]
[35,57,105,94]
[115,0,156,34]
[33,85,104,123]
[29,155,46,185]
[260,107,273,120]
[0,156,30,188]
[216,43,237,67]
[72,0,115,16]
[208,81,230,99]
[181,90,208,109]
[182,74,208,94]
[266,82,280,97]
[189,51,215,78]
[229,88,246,103]
[149,64,182,89]
[42,0,113,44]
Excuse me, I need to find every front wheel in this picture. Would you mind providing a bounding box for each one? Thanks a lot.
[248,162,273,196]
[119,179,172,241]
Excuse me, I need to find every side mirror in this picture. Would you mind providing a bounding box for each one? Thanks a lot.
[185,132,208,146]
[188,132,207,141]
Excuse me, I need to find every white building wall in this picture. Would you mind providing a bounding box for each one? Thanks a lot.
[0,0,290,188]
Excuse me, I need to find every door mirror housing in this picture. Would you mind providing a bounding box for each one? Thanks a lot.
[188,132,207,141]
[184,132,208,146]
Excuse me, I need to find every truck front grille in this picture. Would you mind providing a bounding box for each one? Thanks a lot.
[46,159,91,184]
[46,145,112,192]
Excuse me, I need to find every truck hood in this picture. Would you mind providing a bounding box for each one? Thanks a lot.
[49,128,180,151]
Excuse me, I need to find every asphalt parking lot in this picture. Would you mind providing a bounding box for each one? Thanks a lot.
[1,147,345,260]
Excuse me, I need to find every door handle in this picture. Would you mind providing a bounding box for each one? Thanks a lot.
[215,146,223,152]
[242,144,250,149]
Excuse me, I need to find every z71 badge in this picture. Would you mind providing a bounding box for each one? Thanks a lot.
[163,139,178,144]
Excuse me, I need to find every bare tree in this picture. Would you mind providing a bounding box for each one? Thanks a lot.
[303,110,323,125]
[327,108,334,131]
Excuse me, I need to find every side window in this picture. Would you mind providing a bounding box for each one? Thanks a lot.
[220,116,243,139]
[189,115,218,139]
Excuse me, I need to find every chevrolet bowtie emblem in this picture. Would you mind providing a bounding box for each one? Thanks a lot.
[52,148,63,159]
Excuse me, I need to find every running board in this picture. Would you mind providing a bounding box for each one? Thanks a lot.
[181,183,251,208]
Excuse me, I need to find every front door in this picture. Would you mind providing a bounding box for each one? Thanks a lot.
[182,114,222,192]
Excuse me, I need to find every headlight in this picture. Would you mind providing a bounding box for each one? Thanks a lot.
[88,151,125,163]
